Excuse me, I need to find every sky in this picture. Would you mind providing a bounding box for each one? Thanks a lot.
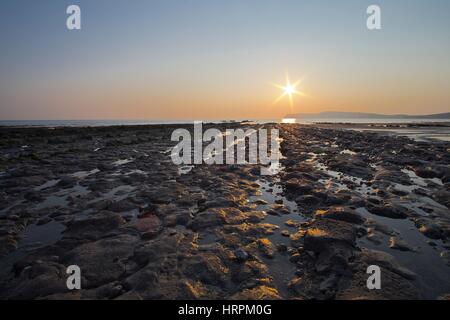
[0,0,449,120]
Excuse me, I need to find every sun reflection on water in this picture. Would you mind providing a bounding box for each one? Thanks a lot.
[281,118,297,124]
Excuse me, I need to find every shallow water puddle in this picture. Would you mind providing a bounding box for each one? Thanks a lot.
[19,220,66,251]
[0,220,66,276]
[402,168,443,187]
[112,158,134,166]
[249,177,306,297]
[6,183,138,265]
[356,207,450,299]
[88,185,136,205]
[349,127,450,142]
[70,169,100,179]
[112,169,148,176]
[176,125,266,176]
[316,162,376,196]
[36,185,90,210]
[340,149,357,155]
[160,148,172,155]
[178,165,194,175]
[311,154,450,298]
[35,179,60,191]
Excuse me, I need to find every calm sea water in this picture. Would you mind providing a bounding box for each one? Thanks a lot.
[0,118,448,127]
[0,120,199,127]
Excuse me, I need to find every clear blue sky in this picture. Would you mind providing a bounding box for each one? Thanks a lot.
[1,0,449,120]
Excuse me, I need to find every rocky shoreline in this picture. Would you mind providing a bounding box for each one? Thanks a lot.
[0,123,449,300]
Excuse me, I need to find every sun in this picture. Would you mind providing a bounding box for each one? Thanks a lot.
[272,75,307,111]
[284,85,295,95]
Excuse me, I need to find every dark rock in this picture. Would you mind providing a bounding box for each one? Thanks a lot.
[285,179,313,193]
[389,237,413,251]
[314,207,364,224]
[62,234,139,288]
[360,248,416,280]
[24,191,44,202]
[135,215,162,240]
[0,235,18,257]
[36,217,52,226]
[234,249,249,262]
[414,167,439,179]
[57,176,78,188]
[440,251,450,266]
[433,190,450,208]
[108,199,136,212]
[295,195,321,206]
[97,163,114,171]
[182,253,229,286]
[368,204,408,219]
[256,238,274,258]
[289,230,305,248]
[0,261,68,299]
[416,220,443,240]
[303,219,356,253]
[63,211,125,240]
[281,230,290,237]
[188,208,246,231]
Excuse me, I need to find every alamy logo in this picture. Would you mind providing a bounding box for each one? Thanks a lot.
[66,5,81,30]
[171,122,281,176]
[366,265,381,290]
[66,265,81,290]
[66,6,380,31]
[367,5,381,30]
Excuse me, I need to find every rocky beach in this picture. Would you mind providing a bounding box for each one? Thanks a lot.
[0,122,449,300]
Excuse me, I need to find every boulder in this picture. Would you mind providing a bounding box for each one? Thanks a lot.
[61,234,139,288]
[63,211,125,240]
[314,207,364,224]
[367,204,408,219]
[303,219,356,253]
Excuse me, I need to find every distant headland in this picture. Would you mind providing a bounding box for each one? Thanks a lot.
[285,111,450,120]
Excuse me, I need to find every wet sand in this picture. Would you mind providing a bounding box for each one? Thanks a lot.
[0,123,449,300]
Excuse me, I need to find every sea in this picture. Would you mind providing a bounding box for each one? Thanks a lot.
[0,118,448,127]
[0,118,449,142]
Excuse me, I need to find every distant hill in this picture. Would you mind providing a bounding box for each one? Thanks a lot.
[285,111,450,119]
